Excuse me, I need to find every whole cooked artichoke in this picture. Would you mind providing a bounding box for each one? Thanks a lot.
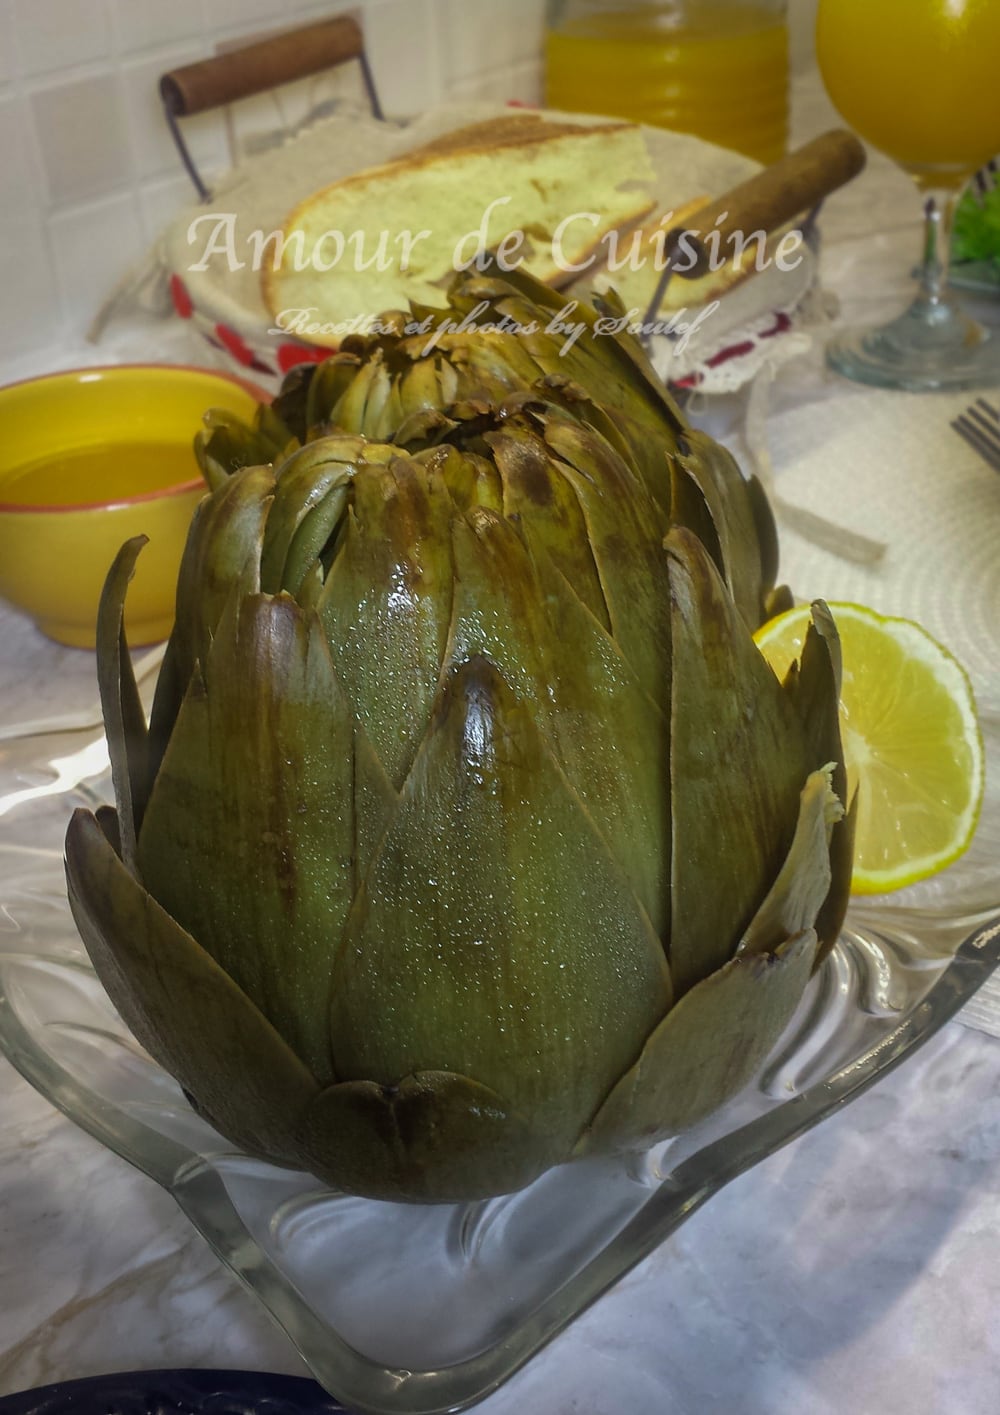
[66,268,854,1202]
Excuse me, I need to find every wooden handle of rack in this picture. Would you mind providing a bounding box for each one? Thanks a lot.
[665,129,867,279]
[160,15,364,115]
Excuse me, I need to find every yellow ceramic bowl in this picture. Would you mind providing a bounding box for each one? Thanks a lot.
[0,365,266,648]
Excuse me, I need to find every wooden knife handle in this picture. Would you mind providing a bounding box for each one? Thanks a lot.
[160,14,364,115]
[665,129,866,279]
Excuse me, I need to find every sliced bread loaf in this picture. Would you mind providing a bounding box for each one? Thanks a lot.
[262,117,655,347]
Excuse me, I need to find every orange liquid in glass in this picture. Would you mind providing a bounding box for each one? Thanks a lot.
[545,2,788,166]
[817,0,1000,188]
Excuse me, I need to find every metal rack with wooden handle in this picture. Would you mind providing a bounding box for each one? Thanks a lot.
[159,13,383,201]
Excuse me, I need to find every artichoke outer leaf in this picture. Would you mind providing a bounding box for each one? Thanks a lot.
[583,764,837,1154]
[447,507,670,941]
[329,351,386,435]
[329,654,672,1164]
[66,807,318,1166]
[667,455,725,580]
[96,535,150,873]
[784,604,846,802]
[305,353,361,430]
[397,355,444,420]
[674,431,769,631]
[666,527,811,995]
[391,407,457,449]
[149,464,276,784]
[416,444,503,514]
[780,603,854,962]
[577,927,816,1155]
[484,422,609,630]
[815,790,857,964]
[195,410,281,494]
[318,458,455,791]
[300,1071,555,1203]
[746,472,780,601]
[257,437,367,594]
[271,360,317,443]
[280,480,350,597]
[539,415,673,715]
[137,591,356,1084]
[737,766,842,957]
[764,582,796,621]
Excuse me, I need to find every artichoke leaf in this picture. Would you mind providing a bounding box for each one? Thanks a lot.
[138,592,357,1083]
[280,480,350,597]
[443,328,544,398]
[271,361,316,443]
[66,807,318,1165]
[328,350,387,434]
[738,766,842,956]
[417,444,504,514]
[195,409,284,493]
[538,415,673,714]
[780,603,855,960]
[447,508,670,940]
[391,407,457,449]
[305,353,361,430]
[318,458,455,790]
[674,431,769,631]
[397,355,445,419]
[357,356,393,439]
[746,472,780,600]
[577,928,816,1154]
[667,527,811,994]
[257,438,366,594]
[485,422,609,629]
[147,465,275,792]
[329,655,672,1161]
[667,456,724,580]
[300,1071,554,1203]
[96,536,150,872]
[816,791,857,962]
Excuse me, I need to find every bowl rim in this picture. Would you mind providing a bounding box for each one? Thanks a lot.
[0,362,270,515]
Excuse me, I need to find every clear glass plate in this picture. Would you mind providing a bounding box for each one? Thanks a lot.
[2,655,999,1415]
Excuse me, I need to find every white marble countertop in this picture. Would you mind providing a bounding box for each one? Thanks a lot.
[3,71,1000,1413]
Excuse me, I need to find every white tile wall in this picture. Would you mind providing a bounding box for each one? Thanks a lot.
[442,0,546,79]
[0,0,816,366]
[0,215,63,355]
[30,73,131,204]
[0,1,16,86]
[0,94,42,209]
[110,0,206,55]
[138,173,197,244]
[365,0,443,119]
[12,0,112,78]
[48,191,147,322]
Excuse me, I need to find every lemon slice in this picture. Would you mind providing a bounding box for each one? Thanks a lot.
[753,602,984,895]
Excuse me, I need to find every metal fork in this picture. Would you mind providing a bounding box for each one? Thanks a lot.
[952,398,1000,472]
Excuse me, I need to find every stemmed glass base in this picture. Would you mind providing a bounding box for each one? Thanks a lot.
[827,191,1000,393]
[827,296,1000,393]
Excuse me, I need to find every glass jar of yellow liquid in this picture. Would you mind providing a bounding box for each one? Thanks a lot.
[544,0,788,166]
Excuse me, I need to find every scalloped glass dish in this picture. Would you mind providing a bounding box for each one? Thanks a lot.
[2,653,999,1415]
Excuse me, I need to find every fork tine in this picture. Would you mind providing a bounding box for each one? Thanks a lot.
[952,415,1000,473]
[967,405,1000,442]
[974,398,1000,422]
